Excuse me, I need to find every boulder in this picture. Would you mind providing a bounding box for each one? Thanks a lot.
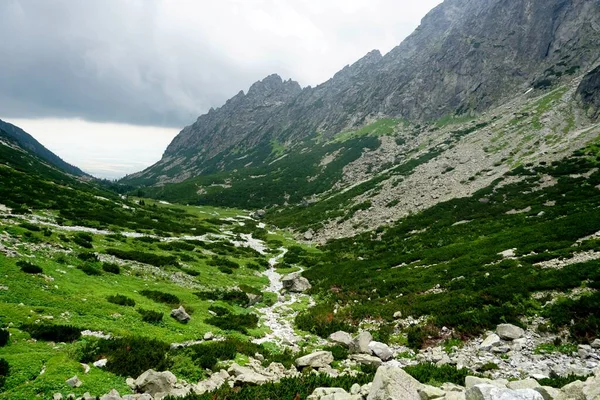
[349,331,373,354]
[480,334,502,350]
[507,379,540,390]
[203,332,214,341]
[329,331,353,347]
[418,384,446,399]
[253,210,266,219]
[496,324,525,341]
[369,341,393,361]
[367,366,422,400]
[304,230,314,241]
[295,351,334,369]
[133,369,177,397]
[100,389,123,400]
[591,338,600,349]
[282,273,312,292]
[170,306,191,323]
[247,293,262,306]
[66,376,82,388]
[53,394,63,400]
[558,380,585,400]
[349,354,383,368]
[533,386,561,400]
[465,377,506,389]
[307,388,350,400]
[583,374,600,399]
[466,385,543,400]
[228,363,270,386]
[394,311,403,319]
[93,358,108,368]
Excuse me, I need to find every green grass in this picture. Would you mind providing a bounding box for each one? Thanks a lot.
[332,118,402,142]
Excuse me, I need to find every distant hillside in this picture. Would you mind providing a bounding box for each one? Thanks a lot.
[0,119,86,176]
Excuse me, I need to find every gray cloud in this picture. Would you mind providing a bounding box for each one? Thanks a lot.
[0,0,442,128]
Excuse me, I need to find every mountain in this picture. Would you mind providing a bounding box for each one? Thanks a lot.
[0,119,86,176]
[122,0,600,240]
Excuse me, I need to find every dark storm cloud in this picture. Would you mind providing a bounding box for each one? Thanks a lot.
[0,0,442,128]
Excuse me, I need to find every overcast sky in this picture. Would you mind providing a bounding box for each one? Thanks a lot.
[1,0,442,179]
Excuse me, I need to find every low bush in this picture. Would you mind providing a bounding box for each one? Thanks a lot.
[107,294,135,307]
[218,266,233,274]
[406,325,439,350]
[171,373,375,400]
[0,329,8,347]
[106,248,179,267]
[102,262,121,274]
[21,323,81,342]
[195,290,249,307]
[138,309,163,324]
[77,263,102,276]
[295,303,355,338]
[323,345,348,361]
[78,336,170,377]
[140,290,180,305]
[72,233,93,249]
[77,252,99,262]
[0,358,8,389]
[206,312,259,333]
[158,241,195,251]
[404,363,472,386]
[538,374,589,388]
[208,257,239,269]
[17,260,43,274]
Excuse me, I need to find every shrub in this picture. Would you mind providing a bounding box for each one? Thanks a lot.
[295,303,355,338]
[140,290,180,305]
[107,294,135,307]
[21,323,81,342]
[102,263,121,274]
[19,222,41,231]
[72,235,93,249]
[195,290,249,307]
[404,363,473,386]
[478,362,499,372]
[323,345,348,361]
[106,248,178,267]
[158,241,195,251]
[208,257,239,269]
[206,312,259,333]
[406,325,438,350]
[138,309,163,324]
[0,358,8,389]
[538,374,588,388]
[77,263,102,276]
[78,336,170,377]
[77,252,99,262]
[0,329,8,347]
[218,266,233,274]
[17,260,43,274]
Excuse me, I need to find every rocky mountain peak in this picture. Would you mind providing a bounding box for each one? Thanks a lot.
[247,74,302,99]
[332,49,382,81]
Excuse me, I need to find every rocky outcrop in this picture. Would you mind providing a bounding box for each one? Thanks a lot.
[281,273,311,293]
[170,306,191,323]
[496,324,525,341]
[329,331,353,347]
[295,351,335,369]
[367,366,422,400]
[577,65,600,120]
[126,0,600,188]
[349,331,373,354]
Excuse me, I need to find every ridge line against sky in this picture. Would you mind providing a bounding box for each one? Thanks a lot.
[1,0,442,179]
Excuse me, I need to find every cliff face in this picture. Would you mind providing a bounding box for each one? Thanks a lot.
[126,0,600,185]
[577,64,600,119]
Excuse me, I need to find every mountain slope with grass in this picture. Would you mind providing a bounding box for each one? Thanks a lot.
[0,119,86,177]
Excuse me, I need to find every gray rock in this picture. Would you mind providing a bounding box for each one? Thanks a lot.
[533,386,561,400]
[591,339,600,349]
[66,376,82,388]
[480,334,502,350]
[349,354,383,367]
[133,369,177,397]
[203,332,214,341]
[466,385,543,400]
[393,311,402,319]
[100,389,122,400]
[418,384,446,399]
[228,363,270,386]
[349,331,373,354]
[304,230,314,241]
[53,394,63,400]
[507,379,540,390]
[295,351,334,369]
[368,341,393,361]
[329,331,353,347]
[170,306,191,323]
[93,358,108,368]
[558,380,585,400]
[367,366,422,400]
[465,377,506,389]
[577,65,600,120]
[281,273,312,292]
[496,324,525,341]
